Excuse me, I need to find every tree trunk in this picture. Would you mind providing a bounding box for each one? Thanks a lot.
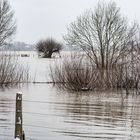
[44,52,52,58]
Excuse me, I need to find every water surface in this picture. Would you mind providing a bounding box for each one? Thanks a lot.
[0,52,140,140]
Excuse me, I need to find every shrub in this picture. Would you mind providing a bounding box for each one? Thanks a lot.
[0,52,29,87]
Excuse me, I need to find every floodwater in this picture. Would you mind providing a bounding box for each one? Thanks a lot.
[0,51,140,140]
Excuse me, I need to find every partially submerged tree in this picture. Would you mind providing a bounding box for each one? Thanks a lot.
[0,0,16,47]
[36,38,62,58]
[50,1,140,92]
[0,1,28,88]
[64,1,138,79]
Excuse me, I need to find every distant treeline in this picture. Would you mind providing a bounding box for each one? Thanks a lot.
[4,42,35,51]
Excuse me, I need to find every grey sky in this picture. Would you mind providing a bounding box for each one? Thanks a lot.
[10,0,140,44]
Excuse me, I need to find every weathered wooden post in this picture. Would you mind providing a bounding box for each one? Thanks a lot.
[15,92,24,140]
[23,131,25,140]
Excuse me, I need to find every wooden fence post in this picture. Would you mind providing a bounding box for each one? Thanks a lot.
[15,92,24,140]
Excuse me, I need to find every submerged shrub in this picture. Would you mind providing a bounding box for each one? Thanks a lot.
[50,52,140,92]
[50,53,98,91]
[0,52,29,87]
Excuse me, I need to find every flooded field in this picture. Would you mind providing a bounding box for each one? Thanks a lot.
[0,51,140,140]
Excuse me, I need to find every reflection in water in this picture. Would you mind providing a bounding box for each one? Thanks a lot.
[0,91,15,140]
[0,84,140,140]
[48,91,140,140]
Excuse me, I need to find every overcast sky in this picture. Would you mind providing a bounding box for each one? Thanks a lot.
[10,0,140,44]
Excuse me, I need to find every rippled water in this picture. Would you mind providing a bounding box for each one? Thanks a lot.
[0,52,140,140]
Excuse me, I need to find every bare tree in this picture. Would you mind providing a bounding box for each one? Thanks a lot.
[64,1,138,80]
[36,38,62,58]
[0,0,16,47]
